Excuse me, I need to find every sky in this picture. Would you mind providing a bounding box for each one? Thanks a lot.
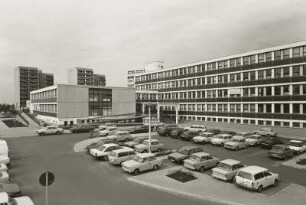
[0,0,306,103]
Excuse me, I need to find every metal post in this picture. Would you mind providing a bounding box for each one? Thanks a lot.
[46,173,48,205]
[148,105,151,153]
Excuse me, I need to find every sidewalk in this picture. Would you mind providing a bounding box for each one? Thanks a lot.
[0,127,38,138]
[128,167,306,205]
[179,121,306,140]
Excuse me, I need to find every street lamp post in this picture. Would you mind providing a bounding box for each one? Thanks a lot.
[148,104,151,153]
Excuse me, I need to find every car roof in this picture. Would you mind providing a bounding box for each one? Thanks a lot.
[240,166,268,174]
[219,159,241,165]
[136,153,155,158]
[289,140,303,143]
[192,152,210,157]
[103,143,119,147]
[112,147,134,153]
[232,136,245,140]
[144,139,158,142]
[218,134,232,137]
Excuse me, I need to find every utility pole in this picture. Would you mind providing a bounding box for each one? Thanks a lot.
[148,104,151,153]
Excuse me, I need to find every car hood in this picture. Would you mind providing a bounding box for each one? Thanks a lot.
[184,159,197,165]
[134,144,147,149]
[2,183,20,193]
[168,152,187,160]
[14,196,34,205]
[122,160,140,168]
[211,138,222,142]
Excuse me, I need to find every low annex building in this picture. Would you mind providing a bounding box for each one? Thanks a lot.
[29,84,136,126]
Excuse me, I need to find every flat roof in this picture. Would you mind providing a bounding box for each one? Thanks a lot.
[219,159,241,166]
[240,166,268,174]
[192,152,210,157]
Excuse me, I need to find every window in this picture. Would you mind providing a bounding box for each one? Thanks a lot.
[243,72,249,81]
[275,86,281,95]
[282,49,290,59]
[230,74,235,82]
[275,104,281,113]
[250,88,255,96]
[243,104,249,112]
[293,47,301,57]
[258,87,264,96]
[236,73,241,81]
[304,104,306,114]
[250,71,256,80]
[274,68,281,78]
[258,70,264,80]
[303,65,306,76]
[250,104,255,112]
[293,104,300,113]
[304,46,306,56]
[283,85,290,95]
[224,75,228,83]
[266,69,272,78]
[283,67,290,77]
[266,52,272,61]
[293,66,301,76]
[254,172,265,180]
[258,54,265,63]
[230,59,235,67]
[243,56,249,65]
[274,50,281,60]
[293,85,300,95]
[250,55,256,64]
[266,104,271,113]
[266,86,272,96]
[283,104,290,113]
[303,84,306,95]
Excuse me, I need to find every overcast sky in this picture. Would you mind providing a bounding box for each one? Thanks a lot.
[0,0,306,103]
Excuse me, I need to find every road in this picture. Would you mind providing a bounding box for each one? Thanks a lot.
[7,134,220,205]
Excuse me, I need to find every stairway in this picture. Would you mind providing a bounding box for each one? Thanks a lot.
[20,112,40,127]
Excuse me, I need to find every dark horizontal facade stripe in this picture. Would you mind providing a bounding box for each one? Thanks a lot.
[135,56,306,85]
[31,98,57,103]
[33,111,57,117]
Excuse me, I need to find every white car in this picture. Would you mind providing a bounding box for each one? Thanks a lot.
[0,140,9,157]
[185,125,206,132]
[254,128,277,137]
[134,139,164,153]
[122,153,162,175]
[210,134,232,146]
[245,134,263,146]
[0,172,10,183]
[37,126,63,136]
[106,131,134,142]
[192,132,214,144]
[108,147,136,165]
[89,143,122,160]
[99,126,117,136]
[0,192,34,205]
[211,159,245,181]
[235,166,279,192]
[0,164,8,172]
[288,140,306,154]
[224,136,248,150]
[0,156,10,166]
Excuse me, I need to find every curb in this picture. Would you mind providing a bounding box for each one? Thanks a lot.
[127,177,243,205]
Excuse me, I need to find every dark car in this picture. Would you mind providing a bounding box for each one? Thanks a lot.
[0,183,21,197]
[85,138,116,152]
[179,130,199,141]
[261,136,283,149]
[168,146,204,164]
[268,144,294,159]
[70,124,97,133]
[170,128,186,138]
[206,129,221,135]
[157,124,178,136]
[129,125,151,134]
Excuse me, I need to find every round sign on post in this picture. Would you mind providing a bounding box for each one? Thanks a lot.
[39,172,55,187]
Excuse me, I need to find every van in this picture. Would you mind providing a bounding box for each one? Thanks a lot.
[108,147,136,165]
[0,140,8,157]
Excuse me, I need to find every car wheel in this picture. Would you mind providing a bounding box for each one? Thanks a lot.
[41,132,45,136]
[235,147,239,151]
[104,156,108,161]
[220,143,224,147]
[199,166,205,172]
[257,185,263,193]
[133,169,140,175]
[153,165,159,171]
[56,131,61,135]
[274,179,279,187]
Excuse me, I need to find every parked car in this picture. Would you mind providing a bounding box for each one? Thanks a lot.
[179,131,199,141]
[89,143,122,160]
[0,164,7,172]
[168,146,204,164]
[224,136,248,151]
[70,124,97,133]
[184,152,220,172]
[254,128,278,137]
[37,126,63,136]
[108,147,136,166]
[287,140,306,155]
[169,128,185,138]
[129,125,151,134]
[0,192,34,205]
[211,159,245,181]
[0,183,21,197]
[134,139,164,153]
[192,132,214,144]
[0,172,9,183]
[261,136,283,149]
[206,129,221,135]
[122,153,163,175]
[184,124,206,132]
[123,136,148,148]
[85,138,116,151]
[0,140,9,157]
[157,124,178,136]
[268,145,294,159]
[210,134,232,146]
[106,131,134,142]
[245,134,263,146]
[235,166,279,192]
[99,126,117,137]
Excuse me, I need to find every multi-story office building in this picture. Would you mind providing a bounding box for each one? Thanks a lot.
[30,84,135,126]
[127,69,145,87]
[67,67,106,86]
[134,41,306,129]
[14,66,54,109]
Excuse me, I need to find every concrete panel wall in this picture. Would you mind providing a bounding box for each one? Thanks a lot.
[112,88,136,115]
[57,85,89,118]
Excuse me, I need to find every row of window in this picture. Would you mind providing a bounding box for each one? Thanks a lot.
[31,89,57,100]
[136,64,306,90]
[136,45,306,82]
[33,104,57,113]
[137,84,306,100]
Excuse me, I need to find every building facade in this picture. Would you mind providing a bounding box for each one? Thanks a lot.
[135,41,306,129]
[30,84,136,126]
[14,66,54,109]
[67,67,106,86]
[127,69,145,87]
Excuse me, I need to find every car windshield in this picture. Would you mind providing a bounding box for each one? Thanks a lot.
[190,155,201,161]
[133,156,144,163]
[288,141,303,147]
[217,162,232,171]
[272,146,284,151]
[178,147,191,155]
[237,171,253,180]
[98,146,106,151]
